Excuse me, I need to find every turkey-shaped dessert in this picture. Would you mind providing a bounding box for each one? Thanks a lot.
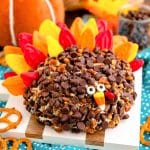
[3,18,144,133]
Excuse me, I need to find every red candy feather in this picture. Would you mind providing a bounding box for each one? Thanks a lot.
[130,59,144,72]
[4,72,17,79]
[22,44,46,69]
[96,19,108,33]
[96,29,113,50]
[56,22,68,30]
[59,28,76,49]
[21,72,39,87]
[18,33,32,50]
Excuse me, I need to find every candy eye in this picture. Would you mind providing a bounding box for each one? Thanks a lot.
[87,86,96,95]
[97,84,105,92]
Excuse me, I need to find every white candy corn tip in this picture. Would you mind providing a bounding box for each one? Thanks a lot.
[99,104,105,111]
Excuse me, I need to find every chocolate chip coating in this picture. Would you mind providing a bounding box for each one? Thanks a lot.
[24,47,136,133]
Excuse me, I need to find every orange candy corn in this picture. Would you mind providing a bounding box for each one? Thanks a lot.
[113,35,128,50]
[79,28,95,51]
[4,46,23,55]
[94,92,105,111]
[2,76,26,96]
[70,17,84,43]
[114,42,138,62]
[33,31,48,56]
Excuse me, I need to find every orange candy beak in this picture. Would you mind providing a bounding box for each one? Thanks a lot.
[93,92,105,111]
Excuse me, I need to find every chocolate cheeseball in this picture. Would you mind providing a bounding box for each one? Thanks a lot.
[23,46,136,133]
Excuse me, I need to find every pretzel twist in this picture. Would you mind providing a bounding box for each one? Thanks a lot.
[13,138,32,150]
[0,108,22,133]
[0,136,7,150]
[0,137,32,150]
[140,116,150,146]
[4,137,17,150]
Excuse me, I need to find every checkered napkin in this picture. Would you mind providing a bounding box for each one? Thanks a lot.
[137,47,150,150]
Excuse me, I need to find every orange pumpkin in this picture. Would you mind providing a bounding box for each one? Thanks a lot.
[0,0,64,46]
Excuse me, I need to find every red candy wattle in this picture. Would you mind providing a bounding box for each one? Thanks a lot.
[4,72,17,79]
[96,29,113,50]
[59,28,76,49]
[18,33,33,50]
[21,72,39,87]
[105,91,116,101]
[22,44,46,69]
[96,19,108,33]
[130,59,144,72]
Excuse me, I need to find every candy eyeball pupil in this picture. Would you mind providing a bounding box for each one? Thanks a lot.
[97,84,105,92]
[100,85,103,89]
[87,86,95,95]
[89,88,93,91]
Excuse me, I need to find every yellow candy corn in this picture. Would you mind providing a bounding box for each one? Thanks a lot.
[47,36,63,57]
[81,18,98,36]
[127,43,138,62]
[5,54,31,74]
[39,19,60,40]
